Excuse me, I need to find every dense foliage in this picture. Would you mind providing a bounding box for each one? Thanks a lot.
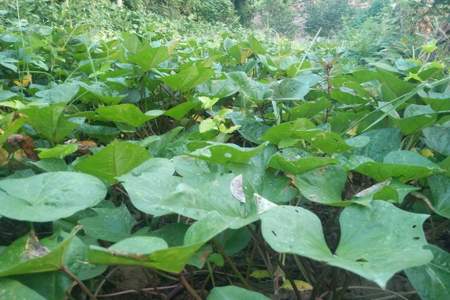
[0,0,449,299]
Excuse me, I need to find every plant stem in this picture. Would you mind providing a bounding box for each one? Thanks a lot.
[180,273,202,300]
[212,240,251,289]
[61,266,97,300]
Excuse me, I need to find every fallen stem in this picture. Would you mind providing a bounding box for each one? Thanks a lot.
[61,266,97,300]
[180,273,202,300]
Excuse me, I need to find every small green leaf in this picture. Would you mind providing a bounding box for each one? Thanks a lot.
[75,140,150,184]
[79,204,136,242]
[0,279,46,300]
[128,46,169,71]
[88,212,232,273]
[22,104,78,143]
[189,142,266,165]
[423,125,450,155]
[208,286,270,300]
[0,229,79,277]
[95,104,156,127]
[163,64,214,92]
[405,245,450,300]
[37,144,78,159]
[428,175,450,219]
[355,150,442,181]
[294,165,347,206]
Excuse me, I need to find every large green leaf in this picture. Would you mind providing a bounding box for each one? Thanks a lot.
[22,104,78,143]
[75,140,150,184]
[405,245,450,300]
[197,79,239,98]
[0,230,78,277]
[289,98,331,119]
[355,150,442,181]
[0,279,46,300]
[227,72,271,102]
[95,104,156,127]
[261,119,315,145]
[394,104,436,135]
[354,128,401,162]
[269,151,337,174]
[273,74,319,101]
[162,64,214,92]
[261,201,432,287]
[0,172,106,222]
[79,82,124,105]
[88,212,232,273]
[119,158,180,216]
[34,83,79,104]
[208,286,270,300]
[128,46,169,71]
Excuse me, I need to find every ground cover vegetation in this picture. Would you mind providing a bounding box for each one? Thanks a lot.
[0,0,449,299]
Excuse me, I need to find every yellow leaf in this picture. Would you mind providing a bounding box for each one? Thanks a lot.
[14,74,32,87]
[0,148,8,166]
[420,148,434,158]
[346,126,358,137]
[281,280,313,291]
[250,269,271,279]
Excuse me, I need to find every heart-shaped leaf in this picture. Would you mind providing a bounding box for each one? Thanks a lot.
[0,172,106,222]
[261,201,432,287]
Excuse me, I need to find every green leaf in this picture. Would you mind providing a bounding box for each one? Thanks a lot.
[79,204,136,242]
[164,100,200,120]
[0,229,78,277]
[37,144,78,159]
[64,235,107,280]
[289,98,331,119]
[428,175,450,219]
[13,272,71,300]
[355,150,442,181]
[227,72,271,102]
[405,245,450,300]
[207,286,270,300]
[354,128,401,162]
[35,83,79,104]
[269,152,337,174]
[294,166,347,205]
[163,64,214,92]
[423,125,450,155]
[261,119,315,145]
[0,90,17,101]
[79,82,124,105]
[189,142,267,165]
[22,104,78,143]
[261,201,432,287]
[128,46,169,71]
[95,104,156,127]
[273,74,319,101]
[197,79,239,98]
[88,212,232,273]
[395,105,436,135]
[74,140,150,184]
[119,158,180,216]
[0,279,46,300]
[0,172,106,222]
